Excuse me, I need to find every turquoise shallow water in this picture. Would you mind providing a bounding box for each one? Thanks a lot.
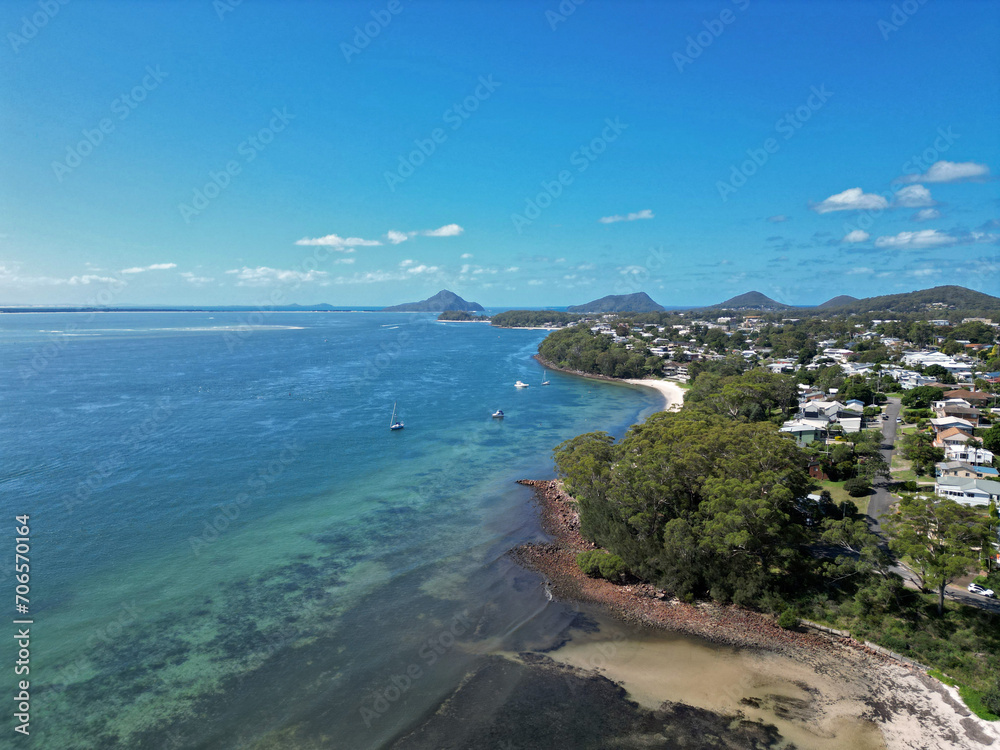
[0,312,659,748]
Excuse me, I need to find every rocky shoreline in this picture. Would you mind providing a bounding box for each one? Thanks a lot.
[513,479,885,658]
[510,479,1000,749]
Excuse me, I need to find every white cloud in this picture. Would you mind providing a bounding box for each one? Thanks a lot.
[842,230,870,243]
[767,215,788,223]
[294,233,382,249]
[422,223,463,237]
[67,274,123,285]
[892,184,935,208]
[873,230,958,249]
[333,270,404,284]
[335,257,355,264]
[811,188,888,214]
[399,259,415,268]
[180,272,214,285]
[899,160,990,184]
[225,266,330,286]
[618,265,645,275]
[910,268,938,277]
[599,209,654,224]
[121,262,177,274]
[382,224,464,245]
[845,267,874,275]
[911,208,941,222]
[505,266,519,272]
[527,279,544,286]
[460,253,473,259]
[406,264,439,275]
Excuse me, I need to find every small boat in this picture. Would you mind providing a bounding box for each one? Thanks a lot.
[514,380,529,388]
[541,377,550,386]
[492,409,504,419]
[389,401,404,431]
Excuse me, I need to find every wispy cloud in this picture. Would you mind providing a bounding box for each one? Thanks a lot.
[599,209,654,224]
[121,262,177,274]
[386,224,465,244]
[180,272,214,285]
[845,267,874,275]
[767,215,789,223]
[873,230,958,249]
[294,233,381,249]
[898,160,990,184]
[911,208,941,222]
[225,266,330,286]
[842,230,870,243]
[892,184,935,208]
[810,188,888,213]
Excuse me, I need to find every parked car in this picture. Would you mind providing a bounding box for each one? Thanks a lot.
[967,583,996,598]
[896,417,902,423]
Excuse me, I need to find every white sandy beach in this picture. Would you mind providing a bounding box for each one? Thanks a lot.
[622,378,685,411]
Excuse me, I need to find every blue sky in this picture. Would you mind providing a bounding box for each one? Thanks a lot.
[1,0,998,307]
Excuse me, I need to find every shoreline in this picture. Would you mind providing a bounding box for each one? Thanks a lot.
[533,355,686,411]
[511,479,833,654]
[510,479,1000,749]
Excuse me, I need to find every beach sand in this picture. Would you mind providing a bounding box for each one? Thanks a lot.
[511,479,1000,750]
[622,378,685,411]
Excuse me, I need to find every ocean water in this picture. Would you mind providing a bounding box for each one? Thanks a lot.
[0,312,662,749]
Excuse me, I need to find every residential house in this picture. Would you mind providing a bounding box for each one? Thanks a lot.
[935,461,999,480]
[944,444,995,466]
[935,476,1000,507]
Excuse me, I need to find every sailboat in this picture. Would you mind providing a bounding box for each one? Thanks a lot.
[541,374,550,386]
[389,402,404,431]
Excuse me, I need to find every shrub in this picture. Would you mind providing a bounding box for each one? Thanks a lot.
[844,477,871,497]
[576,550,628,581]
[903,480,919,492]
[576,551,603,577]
[982,679,1000,717]
[598,553,627,581]
[777,609,799,629]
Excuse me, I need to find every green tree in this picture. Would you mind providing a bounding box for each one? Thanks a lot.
[884,496,987,616]
[901,386,946,409]
[899,430,944,475]
[981,424,1000,454]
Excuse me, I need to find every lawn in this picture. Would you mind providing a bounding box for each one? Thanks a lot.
[818,479,869,515]
[889,454,936,485]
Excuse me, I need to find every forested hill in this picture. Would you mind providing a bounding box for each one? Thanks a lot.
[708,291,791,311]
[567,292,665,313]
[383,289,484,312]
[820,285,1000,315]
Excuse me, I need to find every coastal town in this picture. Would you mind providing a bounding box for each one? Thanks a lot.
[491,283,1000,740]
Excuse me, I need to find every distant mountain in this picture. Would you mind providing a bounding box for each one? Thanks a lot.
[284,303,337,310]
[382,289,484,312]
[710,291,791,311]
[567,292,665,313]
[820,285,1000,314]
[817,295,859,309]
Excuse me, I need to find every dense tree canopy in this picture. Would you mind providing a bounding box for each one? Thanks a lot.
[554,412,812,604]
[884,496,988,615]
[490,310,581,327]
[538,324,651,378]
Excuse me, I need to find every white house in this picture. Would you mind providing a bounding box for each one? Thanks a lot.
[935,476,1000,507]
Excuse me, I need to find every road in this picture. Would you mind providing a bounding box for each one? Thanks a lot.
[865,397,1000,613]
[865,396,901,533]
